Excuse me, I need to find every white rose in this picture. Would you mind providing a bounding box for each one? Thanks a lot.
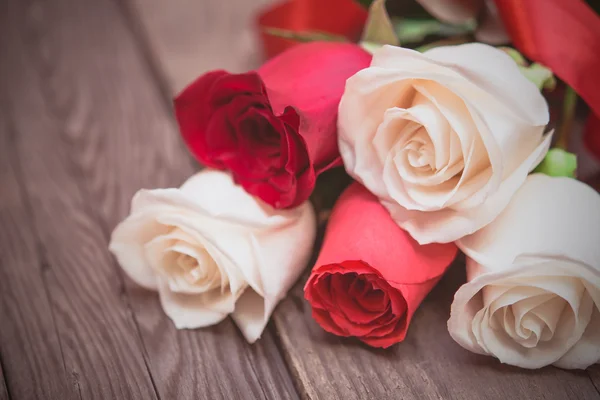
[109,170,316,343]
[338,43,552,244]
[448,174,600,369]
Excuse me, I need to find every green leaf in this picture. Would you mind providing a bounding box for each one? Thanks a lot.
[263,27,348,43]
[521,63,557,91]
[533,148,578,178]
[395,18,475,44]
[361,0,400,46]
[500,47,556,91]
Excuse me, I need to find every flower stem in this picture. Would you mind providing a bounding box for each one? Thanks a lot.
[555,86,578,150]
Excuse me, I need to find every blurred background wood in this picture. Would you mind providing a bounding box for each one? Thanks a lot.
[0,0,598,399]
[126,0,278,93]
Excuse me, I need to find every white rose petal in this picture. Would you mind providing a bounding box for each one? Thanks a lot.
[338,43,551,244]
[449,174,600,369]
[109,170,316,343]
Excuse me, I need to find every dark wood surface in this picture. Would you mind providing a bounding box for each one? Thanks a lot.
[0,360,7,400]
[0,0,598,399]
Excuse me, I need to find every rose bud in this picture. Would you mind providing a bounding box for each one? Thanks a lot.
[175,42,371,209]
[109,170,316,343]
[304,183,458,348]
[338,43,551,244]
[449,174,600,369]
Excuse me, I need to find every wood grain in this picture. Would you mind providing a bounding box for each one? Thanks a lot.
[0,20,80,400]
[0,126,78,400]
[0,359,7,400]
[589,366,600,394]
[1,1,160,399]
[126,0,276,93]
[3,0,298,398]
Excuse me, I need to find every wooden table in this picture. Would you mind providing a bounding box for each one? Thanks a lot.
[1,0,599,398]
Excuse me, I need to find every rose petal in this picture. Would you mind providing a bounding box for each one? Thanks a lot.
[459,174,600,268]
[230,201,316,343]
[390,133,551,244]
[555,306,600,369]
[157,280,237,329]
[423,44,548,126]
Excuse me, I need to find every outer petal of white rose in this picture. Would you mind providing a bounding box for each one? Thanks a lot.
[231,202,316,343]
[112,185,252,294]
[555,307,600,369]
[447,259,489,356]
[370,44,548,127]
[389,132,551,244]
[108,195,174,290]
[458,174,600,268]
[423,43,548,126]
[157,280,236,329]
[179,170,299,229]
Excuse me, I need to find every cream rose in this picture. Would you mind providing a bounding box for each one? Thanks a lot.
[109,170,316,343]
[448,174,600,369]
[338,43,552,244]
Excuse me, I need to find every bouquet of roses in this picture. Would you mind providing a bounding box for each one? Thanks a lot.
[109,0,600,369]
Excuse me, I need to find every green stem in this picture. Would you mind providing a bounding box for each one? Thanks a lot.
[555,86,578,150]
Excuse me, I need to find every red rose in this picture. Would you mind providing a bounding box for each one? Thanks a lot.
[305,184,458,348]
[174,42,371,209]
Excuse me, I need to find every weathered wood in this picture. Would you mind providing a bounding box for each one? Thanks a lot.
[273,259,600,400]
[589,366,600,395]
[0,31,79,400]
[0,359,7,400]
[0,128,77,400]
[125,0,275,93]
[0,0,298,399]
[1,1,160,399]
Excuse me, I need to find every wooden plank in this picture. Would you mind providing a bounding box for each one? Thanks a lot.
[0,360,7,400]
[273,259,600,400]
[0,40,79,400]
[589,366,600,395]
[2,0,298,398]
[0,131,76,400]
[125,0,276,93]
[0,1,160,399]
